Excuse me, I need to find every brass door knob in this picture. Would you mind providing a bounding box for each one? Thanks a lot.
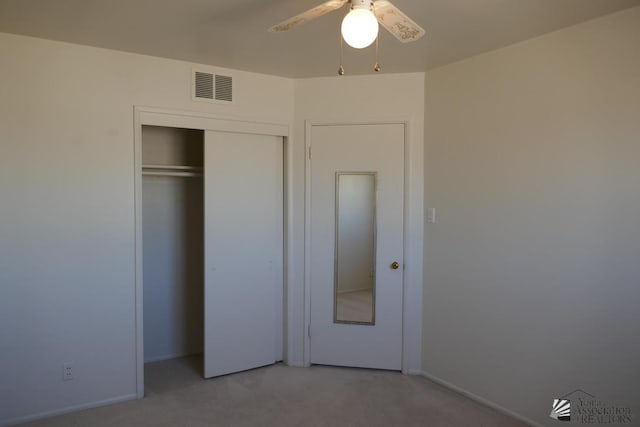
[390,261,400,270]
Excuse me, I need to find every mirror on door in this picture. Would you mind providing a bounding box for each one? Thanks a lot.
[334,172,377,325]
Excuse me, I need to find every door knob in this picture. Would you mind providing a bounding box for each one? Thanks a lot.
[390,261,400,270]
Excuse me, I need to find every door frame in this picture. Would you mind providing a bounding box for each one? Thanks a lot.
[304,119,423,374]
[133,106,291,398]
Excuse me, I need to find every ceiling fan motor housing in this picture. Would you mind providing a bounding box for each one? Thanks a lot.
[350,0,374,11]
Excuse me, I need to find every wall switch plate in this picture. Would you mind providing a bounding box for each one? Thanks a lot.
[427,208,436,224]
[63,362,74,381]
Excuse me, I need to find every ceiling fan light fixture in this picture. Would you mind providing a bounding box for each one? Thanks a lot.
[341,4,379,49]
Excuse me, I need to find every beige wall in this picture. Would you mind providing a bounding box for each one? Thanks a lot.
[0,32,294,425]
[0,32,424,425]
[423,7,640,426]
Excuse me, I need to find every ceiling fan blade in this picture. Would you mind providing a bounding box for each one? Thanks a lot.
[374,0,425,43]
[268,0,348,33]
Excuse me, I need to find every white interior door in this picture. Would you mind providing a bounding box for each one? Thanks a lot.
[204,130,283,378]
[310,123,404,370]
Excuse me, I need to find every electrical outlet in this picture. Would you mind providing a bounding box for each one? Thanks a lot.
[63,362,74,381]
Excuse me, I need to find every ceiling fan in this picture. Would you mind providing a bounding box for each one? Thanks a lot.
[269,0,425,73]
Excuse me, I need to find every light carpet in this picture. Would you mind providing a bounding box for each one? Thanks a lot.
[22,355,527,426]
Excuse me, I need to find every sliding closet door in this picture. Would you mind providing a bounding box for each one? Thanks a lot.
[203,130,283,378]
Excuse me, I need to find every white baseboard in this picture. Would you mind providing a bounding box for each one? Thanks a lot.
[420,371,542,427]
[0,393,137,427]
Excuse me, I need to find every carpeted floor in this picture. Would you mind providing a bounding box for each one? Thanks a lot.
[21,355,528,426]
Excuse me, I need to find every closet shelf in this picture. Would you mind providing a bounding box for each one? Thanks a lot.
[142,164,203,178]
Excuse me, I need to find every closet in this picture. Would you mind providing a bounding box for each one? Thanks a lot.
[140,124,283,380]
[142,126,204,367]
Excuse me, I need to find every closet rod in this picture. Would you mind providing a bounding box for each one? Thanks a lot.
[142,171,202,178]
[142,164,202,171]
[141,164,203,178]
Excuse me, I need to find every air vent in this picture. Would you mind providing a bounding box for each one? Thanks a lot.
[193,69,233,104]
[194,72,214,99]
[215,75,233,102]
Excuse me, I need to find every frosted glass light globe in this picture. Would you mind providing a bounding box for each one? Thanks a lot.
[341,8,379,49]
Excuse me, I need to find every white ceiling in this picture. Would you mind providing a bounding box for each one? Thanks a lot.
[1,0,638,78]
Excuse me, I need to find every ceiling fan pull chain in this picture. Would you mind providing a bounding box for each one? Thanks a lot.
[374,34,381,72]
[373,1,381,72]
[338,23,345,75]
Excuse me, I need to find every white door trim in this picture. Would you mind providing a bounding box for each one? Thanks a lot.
[304,119,423,374]
[133,106,292,398]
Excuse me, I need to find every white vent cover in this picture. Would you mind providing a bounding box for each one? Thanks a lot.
[193,69,233,104]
